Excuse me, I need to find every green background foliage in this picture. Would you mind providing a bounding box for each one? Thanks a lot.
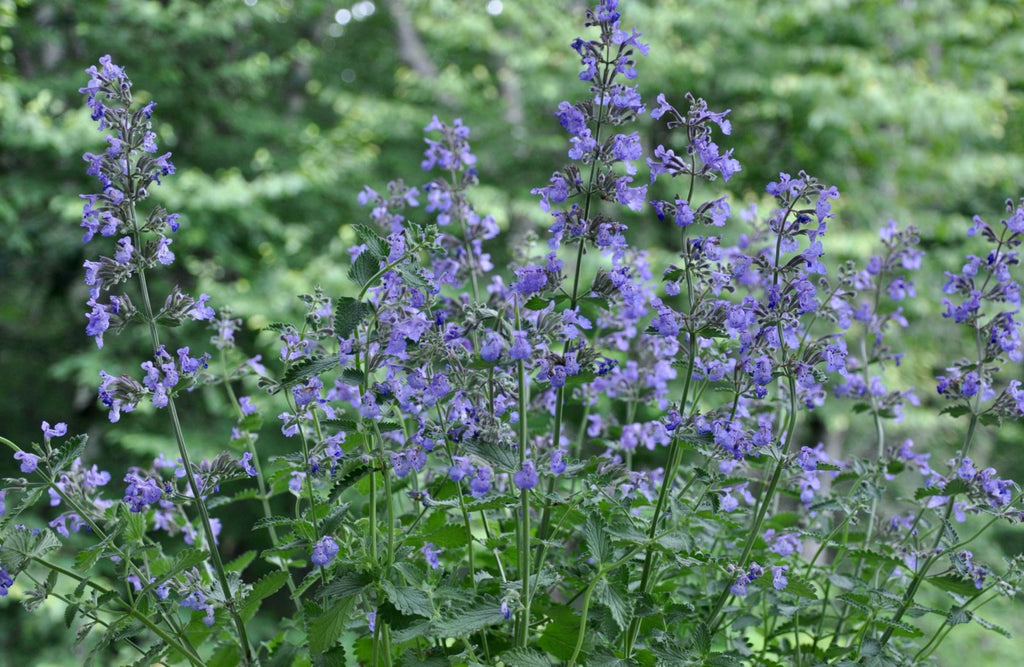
[1,0,1022,662]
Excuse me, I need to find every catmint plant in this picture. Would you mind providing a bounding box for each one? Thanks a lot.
[1,2,1022,666]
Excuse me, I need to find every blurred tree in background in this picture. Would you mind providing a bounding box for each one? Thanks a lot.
[1,0,1022,662]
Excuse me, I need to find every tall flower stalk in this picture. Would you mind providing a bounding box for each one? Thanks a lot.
[78,57,253,663]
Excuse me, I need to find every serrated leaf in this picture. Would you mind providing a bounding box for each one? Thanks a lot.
[462,437,519,471]
[51,434,88,476]
[334,297,374,339]
[914,478,970,500]
[973,614,1012,637]
[340,368,365,386]
[594,576,632,633]
[120,504,147,542]
[277,355,340,392]
[537,605,581,660]
[307,597,355,654]
[320,570,373,602]
[64,601,79,629]
[582,513,612,565]
[253,515,296,531]
[352,224,390,260]
[206,643,242,667]
[690,622,712,654]
[874,615,923,638]
[395,265,430,289]
[240,570,291,622]
[206,487,265,510]
[312,646,348,667]
[827,573,858,591]
[432,598,504,637]
[72,530,121,572]
[382,580,434,618]
[939,405,972,418]
[225,550,257,573]
[500,648,553,667]
[239,413,263,432]
[946,606,972,626]
[784,577,819,599]
[925,574,980,597]
[524,296,551,310]
[348,251,380,287]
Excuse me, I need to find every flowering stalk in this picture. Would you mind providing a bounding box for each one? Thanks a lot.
[77,56,252,662]
[514,294,532,647]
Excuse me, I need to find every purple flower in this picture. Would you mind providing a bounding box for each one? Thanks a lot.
[123,472,162,512]
[239,452,258,477]
[550,449,567,475]
[180,589,216,626]
[288,470,306,495]
[514,460,538,490]
[311,536,340,567]
[449,456,474,482]
[772,565,789,590]
[367,611,377,632]
[470,465,492,498]
[513,265,548,296]
[422,542,442,569]
[509,331,532,360]
[480,331,504,362]
[41,421,67,440]
[500,600,512,620]
[14,451,39,474]
[0,565,14,596]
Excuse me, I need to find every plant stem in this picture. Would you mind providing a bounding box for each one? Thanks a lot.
[514,294,532,648]
[130,208,252,662]
[33,557,206,667]
[219,350,302,613]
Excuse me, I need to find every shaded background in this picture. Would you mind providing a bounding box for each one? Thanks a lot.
[1,0,1023,663]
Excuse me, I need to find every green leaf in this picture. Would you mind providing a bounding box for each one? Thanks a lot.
[284,355,341,391]
[320,570,373,602]
[334,297,374,339]
[395,264,430,290]
[307,597,355,653]
[432,598,505,637]
[939,404,972,419]
[537,605,581,660]
[253,515,296,531]
[595,575,632,633]
[352,224,390,260]
[946,606,972,626]
[312,646,348,667]
[51,434,88,475]
[582,513,612,565]
[874,615,923,638]
[499,648,553,667]
[206,643,243,667]
[381,580,434,618]
[349,251,380,287]
[462,437,519,471]
[913,478,969,500]
[120,504,147,542]
[63,601,79,629]
[73,530,122,572]
[784,577,820,599]
[690,622,712,654]
[240,570,291,622]
[925,574,980,597]
[1,528,61,572]
[524,296,551,310]
[973,614,1012,638]
[226,550,257,573]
